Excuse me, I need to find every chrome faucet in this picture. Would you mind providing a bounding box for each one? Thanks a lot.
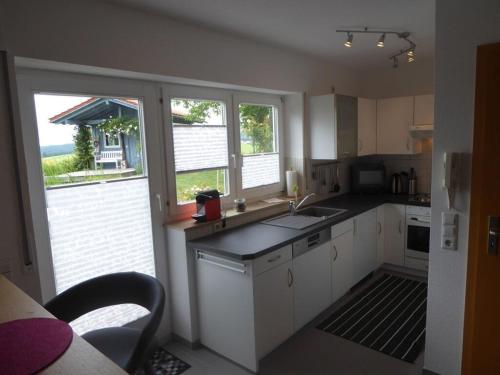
[289,193,316,215]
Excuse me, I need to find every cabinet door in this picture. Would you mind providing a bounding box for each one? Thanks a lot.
[414,94,435,126]
[332,230,354,302]
[353,209,378,284]
[376,205,385,267]
[336,94,358,159]
[310,94,336,159]
[377,96,415,154]
[293,241,332,331]
[357,97,377,156]
[383,204,405,266]
[254,261,294,359]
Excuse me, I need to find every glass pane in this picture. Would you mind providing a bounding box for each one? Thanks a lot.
[171,98,229,203]
[35,94,145,188]
[176,169,227,205]
[242,153,280,189]
[34,94,156,335]
[239,103,276,155]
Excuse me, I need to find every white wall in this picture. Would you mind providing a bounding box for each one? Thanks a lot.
[424,1,500,374]
[2,0,361,97]
[360,59,434,98]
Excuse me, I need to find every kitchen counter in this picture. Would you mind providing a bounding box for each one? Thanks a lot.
[188,194,429,260]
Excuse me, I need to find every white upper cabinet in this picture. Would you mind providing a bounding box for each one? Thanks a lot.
[310,94,336,160]
[357,97,377,156]
[377,96,417,154]
[309,94,357,160]
[413,94,435,128]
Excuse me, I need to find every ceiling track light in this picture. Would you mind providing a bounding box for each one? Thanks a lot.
[336,27,417,68]
[344,32,353,48]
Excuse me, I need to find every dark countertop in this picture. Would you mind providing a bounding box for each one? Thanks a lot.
[188,194,430,261]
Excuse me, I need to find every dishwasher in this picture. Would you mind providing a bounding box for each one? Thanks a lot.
[292,228,333,331]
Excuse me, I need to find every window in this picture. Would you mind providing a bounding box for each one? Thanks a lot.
[170,97,230,205]
[104,131,120,148]
[165,87,283,214]
[238,103,280,190]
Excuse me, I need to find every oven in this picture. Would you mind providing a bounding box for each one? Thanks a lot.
[405,206,431,261]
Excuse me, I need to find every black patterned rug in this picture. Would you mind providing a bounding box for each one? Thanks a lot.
[317,274,427,363]
[149,347,191,375]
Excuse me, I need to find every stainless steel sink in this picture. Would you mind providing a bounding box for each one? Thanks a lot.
[295,206,346,218]
[262,206,347,230]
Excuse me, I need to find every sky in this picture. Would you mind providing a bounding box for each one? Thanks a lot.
[34,94,90,147]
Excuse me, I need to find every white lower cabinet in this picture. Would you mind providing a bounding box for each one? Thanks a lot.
[331,219,354,303]
[352,209,378,284]
[254,261,294,359]
[383,204,406,266]
[293,241,332,331]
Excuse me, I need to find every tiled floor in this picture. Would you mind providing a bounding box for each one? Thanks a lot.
[164,269,427,375]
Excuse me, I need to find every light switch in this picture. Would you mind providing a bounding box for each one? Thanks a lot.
[441,212,458,250]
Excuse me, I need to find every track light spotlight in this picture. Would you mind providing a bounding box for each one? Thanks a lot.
[377,33,385,48]
[344,32,353,48]
[408,56,415,63]
[407,49,415,57]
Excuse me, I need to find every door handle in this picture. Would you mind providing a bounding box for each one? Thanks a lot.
[287,268,294,287]
[488,216,500,255]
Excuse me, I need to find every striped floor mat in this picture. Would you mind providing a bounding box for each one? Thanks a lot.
[317,274,427,363]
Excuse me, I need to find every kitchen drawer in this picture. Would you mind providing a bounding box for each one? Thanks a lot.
[332,219,354,238]
[252,245,292,276]
[405,256,429,272]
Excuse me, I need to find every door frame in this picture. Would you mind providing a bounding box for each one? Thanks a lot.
[15,68,169,304]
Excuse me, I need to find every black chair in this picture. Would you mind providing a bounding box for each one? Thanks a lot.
[44,272,165,373]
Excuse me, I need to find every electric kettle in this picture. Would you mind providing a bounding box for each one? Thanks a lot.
[391,173,403,194]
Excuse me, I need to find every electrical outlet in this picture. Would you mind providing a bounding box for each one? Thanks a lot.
[213,221,223,232]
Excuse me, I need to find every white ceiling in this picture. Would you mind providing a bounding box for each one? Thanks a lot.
[105,0,435,70]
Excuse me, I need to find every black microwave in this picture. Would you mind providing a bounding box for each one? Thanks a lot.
[351,164,386,194]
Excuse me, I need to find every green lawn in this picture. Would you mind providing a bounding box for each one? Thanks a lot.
[176,169,226,203]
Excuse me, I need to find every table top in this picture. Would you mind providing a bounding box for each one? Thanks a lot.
[0,275,126,374]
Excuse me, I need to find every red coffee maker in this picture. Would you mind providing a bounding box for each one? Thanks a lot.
[192,190,221,222]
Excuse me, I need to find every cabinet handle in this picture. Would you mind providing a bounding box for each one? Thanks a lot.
[333,245,338,262]
[378,222,382,235]
[287,268,294,287]
[399,220,403,234]
[267,254,281,263]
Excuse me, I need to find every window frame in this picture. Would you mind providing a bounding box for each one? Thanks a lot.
[162,84,236,217]
[103,130,121,148]
[233,92,285,200]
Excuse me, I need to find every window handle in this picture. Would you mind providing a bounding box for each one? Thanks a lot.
[155,194,162,212]
[231,154,237,169]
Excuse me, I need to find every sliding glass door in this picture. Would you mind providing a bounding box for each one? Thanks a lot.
[16,71,167,334]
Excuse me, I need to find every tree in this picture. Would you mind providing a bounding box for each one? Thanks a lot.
[239,104,274,154]
[73,125,94,170]
[98,117,139,167]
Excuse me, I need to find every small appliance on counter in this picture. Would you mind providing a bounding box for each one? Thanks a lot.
[391,173,403,194]
[350,163,386,194]
[192,190,221,222]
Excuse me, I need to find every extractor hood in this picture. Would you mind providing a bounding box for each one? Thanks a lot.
[410,124,433,139]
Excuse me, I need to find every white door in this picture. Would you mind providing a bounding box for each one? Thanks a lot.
[377,96,414,154]
[293,242,332,331]
[383,204,406,266]
[331,230,354,302]
[357,97,377,156]
[352,209,378,284]
[16,70,168,335]
[254,261,294,359]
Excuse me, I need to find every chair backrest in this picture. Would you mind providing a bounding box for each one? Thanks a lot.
[44,272,165,371]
